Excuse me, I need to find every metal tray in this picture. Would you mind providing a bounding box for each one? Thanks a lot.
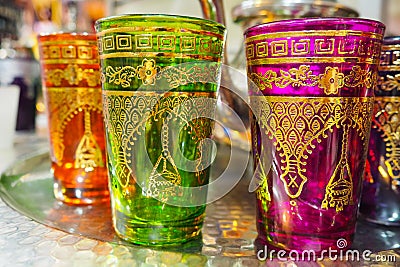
[0,145,399,266]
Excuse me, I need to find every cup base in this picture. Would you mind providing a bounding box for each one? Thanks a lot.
[53,179,110,205]
[359,214,400,227]
[360,184,400,226]
[113,210,204,246]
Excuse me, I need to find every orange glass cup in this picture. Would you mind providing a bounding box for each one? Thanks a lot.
[38,33,109,205]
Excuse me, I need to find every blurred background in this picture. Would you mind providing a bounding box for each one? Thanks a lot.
[3,0,391,59]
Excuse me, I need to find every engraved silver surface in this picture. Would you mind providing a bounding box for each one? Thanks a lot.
[0,133,399,266]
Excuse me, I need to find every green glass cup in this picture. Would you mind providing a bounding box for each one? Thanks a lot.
[95,14,226,246]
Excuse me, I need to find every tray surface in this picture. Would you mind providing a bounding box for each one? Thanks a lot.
[0,144,399,266]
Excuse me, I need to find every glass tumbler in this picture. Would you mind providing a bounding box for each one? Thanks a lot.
[38,32,109,205]
[360,36,400,226]
[244,18,385,255]
[95,14,226,246]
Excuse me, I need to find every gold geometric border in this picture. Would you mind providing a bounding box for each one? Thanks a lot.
[379,45,400,71]
[97,30,224,59]
[39,40,98,65]
[249,65,377,95]
[245,30,382,65]
[96,26,225,39]
[247,56,379,65]
[245,30,383,43]
[99,52,219,61]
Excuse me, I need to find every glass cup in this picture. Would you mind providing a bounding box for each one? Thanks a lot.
[38,32,109,205]
[95,14,226,246]
[244,18,385,254]
[360,36,400,226]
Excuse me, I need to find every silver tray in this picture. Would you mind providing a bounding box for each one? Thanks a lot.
[0,145,399,266]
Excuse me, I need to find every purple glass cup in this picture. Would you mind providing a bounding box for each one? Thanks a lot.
[244,18,385,255]
[360,36,400,226]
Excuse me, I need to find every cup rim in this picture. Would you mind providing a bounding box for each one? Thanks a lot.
[244,17,386,36]
[383,36,400,45]
[37,31,96,40]
[94,13,226,30]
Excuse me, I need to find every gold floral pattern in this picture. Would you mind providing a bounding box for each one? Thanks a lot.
[249,65,377,94]
[45,64,101,87]
[318,67,344,95]
[345,65,376,89]
[104,66,137,88]
[47,69,64,86]
[137,59,160,85]
[85,69,102,87]
[162,64,219,88]
[378,73,400,92]
[102,59,220,89]
[63,64,82,85]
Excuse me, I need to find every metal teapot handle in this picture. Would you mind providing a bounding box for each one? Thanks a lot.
[199,0,226,27]
[199,0,250,129]
[198,0,230,66]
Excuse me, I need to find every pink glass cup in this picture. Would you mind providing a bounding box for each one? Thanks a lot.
[244,18,385,255]
[360,36,400,226]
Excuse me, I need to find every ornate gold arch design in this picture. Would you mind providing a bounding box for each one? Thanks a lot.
[252,96,373,212]
[102,91,216,201]
[47,88,103,167]
[372,97,400,182]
